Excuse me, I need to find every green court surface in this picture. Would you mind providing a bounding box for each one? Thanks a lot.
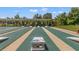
[46,27,79,51]
[0,27,20,34]
[0,27,32,50]
[17,27,59,51]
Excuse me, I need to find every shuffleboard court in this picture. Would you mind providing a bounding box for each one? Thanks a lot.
[0,27,20,35]
[52,27,79,37]
[0,27,32,50]
[17,27,59,51]
[2,28,34,51]
[43,27,75,51]
[46,27,79,51]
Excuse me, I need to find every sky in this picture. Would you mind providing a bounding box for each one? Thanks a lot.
[0,7,71,19]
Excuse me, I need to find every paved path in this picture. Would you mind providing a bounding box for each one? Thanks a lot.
[43,27,75,51]
[2,28,35,51]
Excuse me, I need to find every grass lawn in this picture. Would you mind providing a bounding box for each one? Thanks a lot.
[55,25,79,32]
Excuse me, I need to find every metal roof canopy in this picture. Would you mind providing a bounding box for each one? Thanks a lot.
[32,37,45,43]
[0,37,8,41]
[66,37,79,41]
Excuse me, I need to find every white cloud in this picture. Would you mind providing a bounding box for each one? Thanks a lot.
[52,11,56,14]
[30,8,48,13]
[14,10,20,13]
[41,8,48,12]
[30,9,38,12]
[58,11,63,13]
[0,16,6,18]
[14,8,21,13]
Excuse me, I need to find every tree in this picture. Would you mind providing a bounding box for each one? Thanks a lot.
[43,13,52,19]
[6,17,10,19]
[33,14,42,19]
[14,14,20,19]
[55,12,67,25]
[38,14,42,19]
[68,7,79,25]
[23,17,27,19]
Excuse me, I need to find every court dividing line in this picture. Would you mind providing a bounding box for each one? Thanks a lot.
[52,27,79,37]
[2,27,35,51]
[0,27,26,36]
[42,27,75,51]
